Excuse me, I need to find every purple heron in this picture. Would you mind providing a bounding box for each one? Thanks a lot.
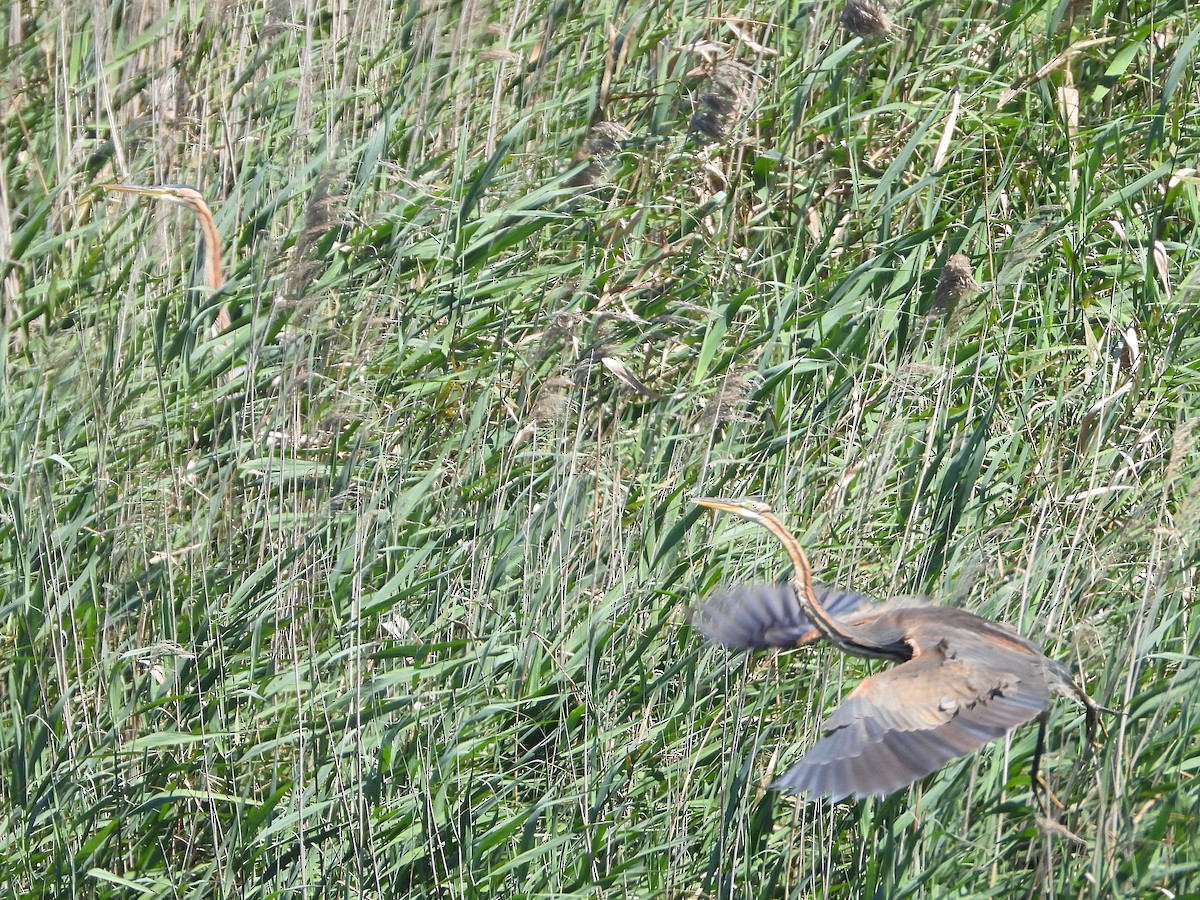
[100,184,230,334]
[693,497,1101,801]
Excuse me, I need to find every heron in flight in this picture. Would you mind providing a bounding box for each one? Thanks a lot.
[692,497,1101,801]
[100,184,230,335]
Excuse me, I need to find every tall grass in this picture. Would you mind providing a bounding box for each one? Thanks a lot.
[2,0,1198,895]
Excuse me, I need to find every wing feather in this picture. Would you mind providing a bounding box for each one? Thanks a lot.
[692,581,883,649]
[773,647,1053,800]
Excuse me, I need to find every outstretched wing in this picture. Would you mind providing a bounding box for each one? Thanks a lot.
[772,645,1053,800]
[692,581,882,649]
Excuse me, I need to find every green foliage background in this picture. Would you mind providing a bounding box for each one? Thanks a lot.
[2,0,1199,895]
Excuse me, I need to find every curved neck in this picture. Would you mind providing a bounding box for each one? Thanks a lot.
[181,197,229,333]
[191,201,223,292]
[757,513,906,661]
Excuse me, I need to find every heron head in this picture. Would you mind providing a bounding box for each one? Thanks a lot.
[100,184,208,213]
[692,496,775,524]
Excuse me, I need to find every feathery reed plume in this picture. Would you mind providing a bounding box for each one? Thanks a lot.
[530,375,574,423]
[511,374,574,449]
[689,60,749,144]
[566,121,631,187]
[929,253,982,317]
[840,0,895,37]
[700,372,754,427]
[283,173,342,305]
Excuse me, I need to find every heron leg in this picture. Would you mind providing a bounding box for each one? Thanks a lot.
[1031,710,1049,814]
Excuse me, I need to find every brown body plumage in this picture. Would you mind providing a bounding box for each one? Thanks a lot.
[693,497,1100,800]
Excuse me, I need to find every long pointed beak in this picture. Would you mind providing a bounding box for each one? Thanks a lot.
[100,184,176,199]
[693,497,743,513]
